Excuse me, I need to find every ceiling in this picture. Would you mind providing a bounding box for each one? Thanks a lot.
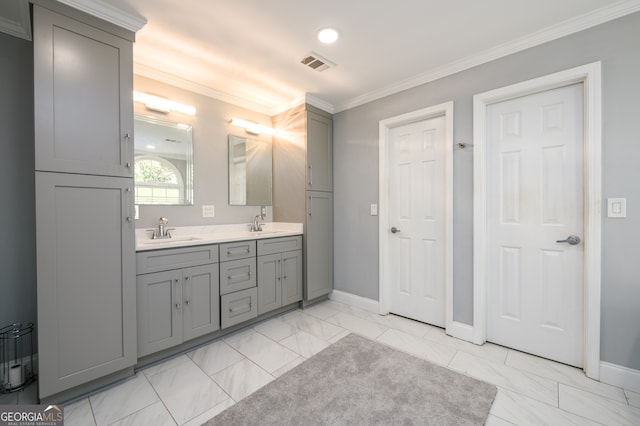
[11,1,640,114]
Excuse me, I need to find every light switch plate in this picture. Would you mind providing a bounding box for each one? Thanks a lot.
[202,205,215,218]
[607,198,626,218]
[370,203,378,216]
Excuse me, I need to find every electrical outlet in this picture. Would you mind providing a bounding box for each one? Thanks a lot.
[202,205,215,218]
[370,203,378,216]
[607,198,626,218]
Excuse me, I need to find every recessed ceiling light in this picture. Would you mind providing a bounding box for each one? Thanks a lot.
[317,27,339,44]
[145,145,156,149]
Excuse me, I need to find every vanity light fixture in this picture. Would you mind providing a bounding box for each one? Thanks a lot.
[230,118,277,136]
[133,91,196,116]
[317,27,339,44]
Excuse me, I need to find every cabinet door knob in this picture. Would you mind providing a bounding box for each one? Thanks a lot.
[175,303,180,310]
[126,216,132,222]
[185,300,190,306]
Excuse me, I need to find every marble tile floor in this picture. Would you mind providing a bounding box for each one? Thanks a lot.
[41,299,640,425]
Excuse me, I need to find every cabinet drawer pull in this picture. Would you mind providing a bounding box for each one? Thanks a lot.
[175,303,181,310]
[227,248,251,256]
[229,303,251,313]
[227,273,250,281]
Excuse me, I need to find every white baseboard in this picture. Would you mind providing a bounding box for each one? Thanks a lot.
[446,321,475,343]
[328,290,380,314]
[600,361,640,393]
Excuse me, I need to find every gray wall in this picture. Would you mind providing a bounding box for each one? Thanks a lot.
[134,75,273,228]
[333,12,640,370]
[0,32,37,334]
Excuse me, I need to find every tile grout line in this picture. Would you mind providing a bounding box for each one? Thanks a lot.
[87,398,99,426]
[496,384,609,426]
[140,373,179,426]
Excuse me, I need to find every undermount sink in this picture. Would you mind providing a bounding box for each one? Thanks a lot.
[139,236,203,245]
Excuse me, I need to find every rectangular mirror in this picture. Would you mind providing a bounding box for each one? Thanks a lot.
[228,134,272,206]
[134,114,193,205]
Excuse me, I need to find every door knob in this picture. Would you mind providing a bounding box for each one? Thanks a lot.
[556,235,581,245]
[391,227,401,234]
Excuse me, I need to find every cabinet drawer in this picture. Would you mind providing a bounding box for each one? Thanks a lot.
[221,287,257,329]
[136,245,218,274]
[219,257,256,295]
[257,235,303,255]
[219,240,256,261]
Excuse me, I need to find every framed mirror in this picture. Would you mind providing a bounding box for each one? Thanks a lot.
[228,134,272,206]
[134,114,194,205]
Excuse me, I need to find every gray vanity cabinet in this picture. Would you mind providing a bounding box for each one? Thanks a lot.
[33,4,134,178]
[257,236,303,315]
[306,110,333,192]
[305,192,334,300]
[136,246,220,357]
[35,172,136,399]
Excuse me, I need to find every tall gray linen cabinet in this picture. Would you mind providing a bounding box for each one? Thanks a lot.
[33,2,137,402]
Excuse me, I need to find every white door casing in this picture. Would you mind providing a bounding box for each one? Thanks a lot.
[473,62,602,379]
[486,83,584,367]
[379,102,454,331]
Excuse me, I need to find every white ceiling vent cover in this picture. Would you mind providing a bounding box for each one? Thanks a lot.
[300,52,336,72]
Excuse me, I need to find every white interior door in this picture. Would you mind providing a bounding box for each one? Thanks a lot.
[486,83,584,367]
[388,116,446,327]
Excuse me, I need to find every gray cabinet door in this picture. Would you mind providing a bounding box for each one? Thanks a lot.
[306,111,333,192]
[137,270,182,357]
[182,264,220,341]
[305,191,334,300]
[257,253,282,315]
[33,5,133,178]
[36,172,136,398]
[282,250,303,305]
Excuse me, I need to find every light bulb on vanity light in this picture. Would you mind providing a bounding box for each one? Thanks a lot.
[230,118,277,136]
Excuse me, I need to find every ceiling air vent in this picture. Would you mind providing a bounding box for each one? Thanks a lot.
[300,52,336,72]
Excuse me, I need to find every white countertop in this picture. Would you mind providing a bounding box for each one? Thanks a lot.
[135,222,303,251]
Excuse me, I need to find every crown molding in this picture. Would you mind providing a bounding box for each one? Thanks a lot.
[305,95,335,114]
[134,63,279,116]
[334,0,640,112]
[56,0,147,32]
[0,0,31,41]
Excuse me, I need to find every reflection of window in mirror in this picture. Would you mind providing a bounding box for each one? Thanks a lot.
[134,156,184,204]
[134,114,193,205]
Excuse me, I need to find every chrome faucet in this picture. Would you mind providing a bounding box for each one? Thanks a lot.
[250,207,266,232]
[149,217,174,239]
